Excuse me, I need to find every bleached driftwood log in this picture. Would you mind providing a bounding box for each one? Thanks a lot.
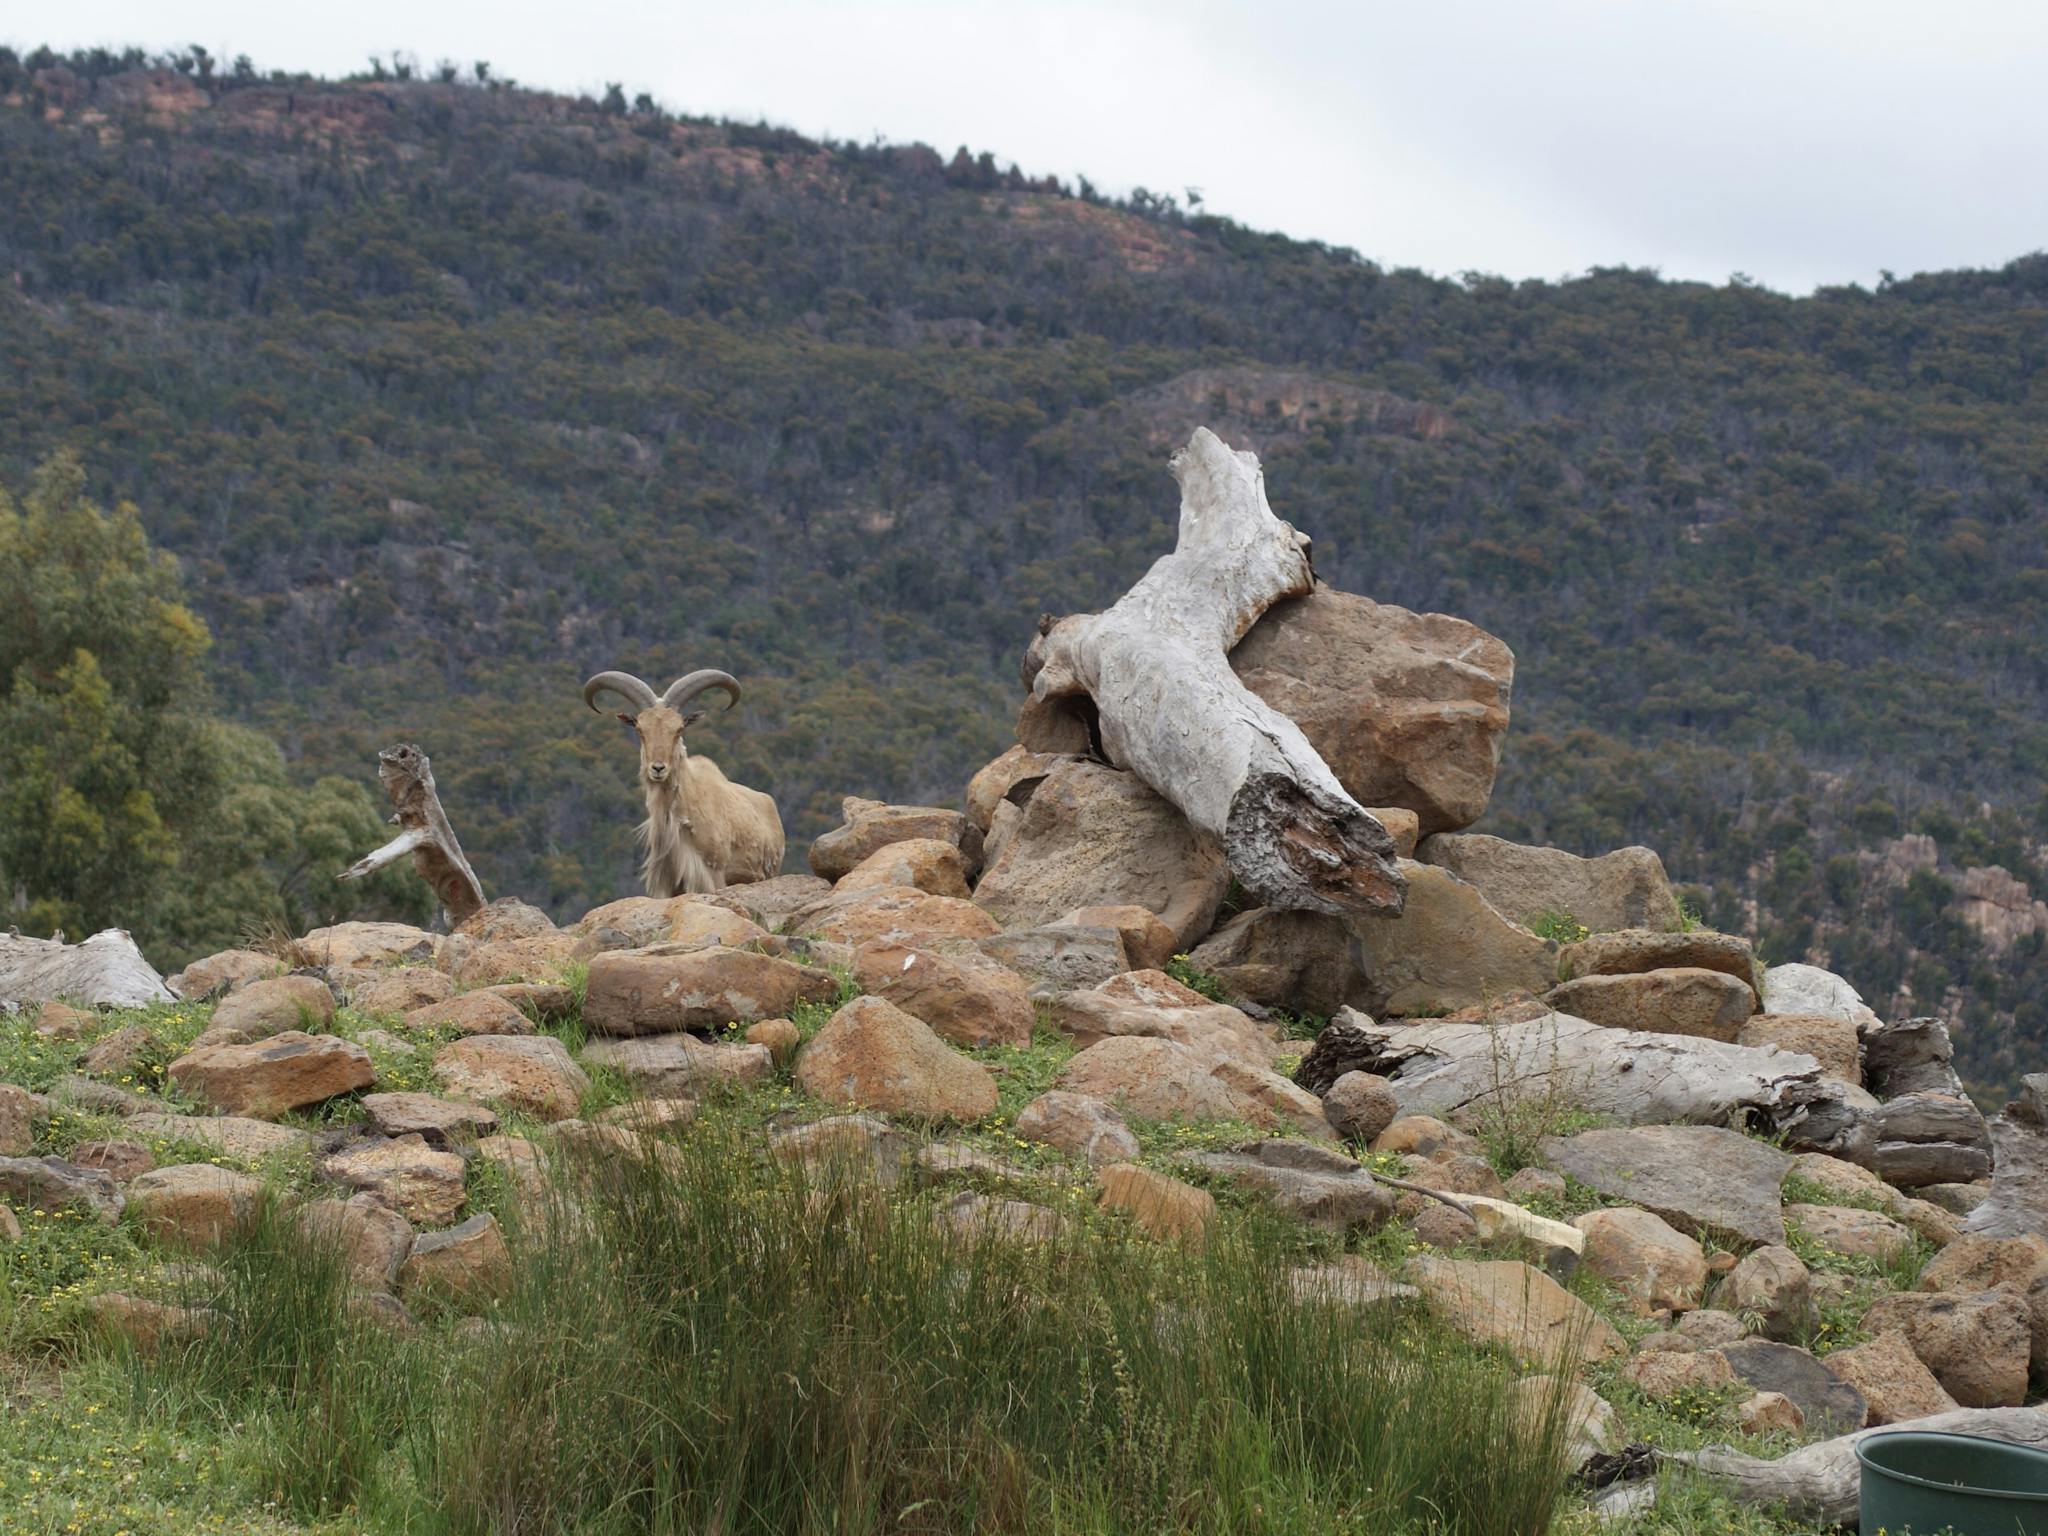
[1027,428,1404,916]
[337,743,485,926]
[0,928,174,1009]
[1590,1407,2048,1525]
[1308,1010,1872,1154]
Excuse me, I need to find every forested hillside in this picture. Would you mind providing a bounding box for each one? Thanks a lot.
[2,47,2045,1091]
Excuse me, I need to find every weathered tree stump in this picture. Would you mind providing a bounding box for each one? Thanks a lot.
[1026,428,1404,917]
[337,743,485,926]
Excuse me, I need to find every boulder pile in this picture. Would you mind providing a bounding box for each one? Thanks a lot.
[5,553,2042,1515]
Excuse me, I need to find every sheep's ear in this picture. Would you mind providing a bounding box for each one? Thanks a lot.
[616,713,636,726]
[682,711,706,729]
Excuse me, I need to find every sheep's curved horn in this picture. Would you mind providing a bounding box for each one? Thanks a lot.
[662,669,741,713]
[583,671,657,714]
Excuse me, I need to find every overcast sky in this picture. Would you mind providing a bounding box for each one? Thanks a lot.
[16,0,2048,293]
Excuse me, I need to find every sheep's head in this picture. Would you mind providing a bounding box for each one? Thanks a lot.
[582,669,741,789]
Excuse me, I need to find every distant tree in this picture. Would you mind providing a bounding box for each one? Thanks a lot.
[472,60,491,85]
[601,82,628,115]
[0,454,426,962]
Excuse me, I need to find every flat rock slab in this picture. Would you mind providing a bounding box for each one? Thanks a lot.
[1716,1341,1867,1436]
[581,1033,774,1096]
[323,1135,468,1226]
[1545,968,1755,1044]
[1540,1125,1792,1246]
[433,1035,588,1122]
[583,947,838,1038]
[360,1092,500,1144]
[1404,1256,1625,1369]
[126,1113,311,1159]
[1183,1141,1392,1233]
[1558,929,1760,989]
[1416,832,1678,934]
[0,1155,125,1223]
[165,1031,374,1118]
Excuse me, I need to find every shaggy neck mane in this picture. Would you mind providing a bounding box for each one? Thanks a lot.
[638,773,714,896]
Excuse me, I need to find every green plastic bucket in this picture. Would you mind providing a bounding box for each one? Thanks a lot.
[1857,1430,2048,1534]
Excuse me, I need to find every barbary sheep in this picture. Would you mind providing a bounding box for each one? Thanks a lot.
[582,668,786,895]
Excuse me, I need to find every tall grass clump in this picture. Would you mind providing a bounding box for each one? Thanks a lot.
[124,1128,1579,1535]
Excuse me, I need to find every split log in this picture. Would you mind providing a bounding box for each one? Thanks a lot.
[0,928,174,1009]
[1025,427,1403,917]
[1309,1009,1872,1155]
[1589,1406,2048,1525]
[337,743,485,927]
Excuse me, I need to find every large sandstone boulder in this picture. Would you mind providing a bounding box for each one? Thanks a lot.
[403,991,536,1038]
[971,760,1230,952]
[701,874,834,932]
[1184,908,1365,1017]
[793,996,998,1122]
[297,1194,414,1292]
[664,905,774,949]
[836,839,973,899]
[1063,905,1177,973]
[852,942,1034,1049]
[1047,972,1281,1066]
[295,922,439,971]
[1404,1256,1624,1368]
[1571,1207,1709,1315]
[399,1214,512,1308]
[1870,1094,1994,1189]
[784,887,1001,949]
[1715,1341,1867,1436]
[1540,1125,1792,1246]
[1417,833,1679,933]
[351,967,456,1017]
[1013,1091,1139,1166]
[432,1036,588,1122]
[1864,1017,1967,1099]
[1917,1232,2048,1372]
[1738,1014,1862,1085]
[0,1156,123,1223]
[1822,1331,1958,1425]
[167,948,284,998]
[1058,1036,1330,1137]
[127,1112,309,1158]
[808,797,975,882]
[1557,929,1760,990]
[203,975,336,1046]
[1863,1288,2033,1407]
[580,1034,774,1096]
[1345,862,1557,1016]
[1545,968,1755,1043]
[360,1092,499,1145]
[1098,1163,1215,1246]
[440,932,579,987]
[452,898,556,943]
[976,924,1130,995]
[165,1032,374,1118]
[963,745,1071,835]
[1228,587,1513,836]
[582,948,837,1038]
[1786,1203,1914,1262]
[1718,1245,1812,1341]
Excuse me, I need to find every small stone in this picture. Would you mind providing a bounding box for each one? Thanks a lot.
[1098,1163,1215,1246]
[596,1099,699,1132]
[1405,1256,1626,1368]
[167,948,284,998]
[127,1164,263,1248]
[932,1190,1069,1244]
[580,1034,774,1097]
[1738,1014,1862,1084]
[477,1135,548,1204]
[1014,1091,1140,1166]
[205,975,336,1044]
[399,1214,512,1309]
[88,1292,213,1353]
[1718,1245,1811,1342]
[348,966,454,1016]
[433,1035,589,1122]
[297,1194,414,1291]
[0,1205,18,1242]
[1505,1167,1567,1202]
[769,1115,910,1186]
[1735,1390,1805,1435]
[1624,1348,1736,1400]
[1785,1203,1915,1263]
[1323,1071,1401,1144]
[321,1135,468,1225]
[403,991,537,1037]
[78,1024,159,1078]
[1863,1288,2033,1407]
[126,1113,310,1159]
[1677,1308,1748,1347]
[1373,1115,1482,1163]
[68,1140,154,1183]
[745,1018,801,1066]
[0,1155,124,1224]
[360,1091,500,1145]
[0,1084,42,1157]
[851,941,1036,1049]
[1510,1376,1619,1467]
[33,1000,95,1038]
[1412,1203,1478,1249]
